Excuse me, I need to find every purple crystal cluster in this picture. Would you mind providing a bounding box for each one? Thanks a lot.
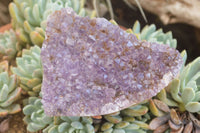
[41,8,183,116]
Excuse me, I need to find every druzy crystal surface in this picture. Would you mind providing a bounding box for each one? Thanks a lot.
[41,8,183,116]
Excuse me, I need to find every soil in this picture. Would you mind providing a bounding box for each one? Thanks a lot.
[0,0,12,26]
[4,112,27,133]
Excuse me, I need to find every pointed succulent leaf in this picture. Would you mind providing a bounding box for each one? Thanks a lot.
[115,121,130,128]
[132,120,149,129]
[71,121,84,129]
[185,102,200,112]
[124,123,140,130]
[27,78,42,88]
[0,104,21,117]
[60,116,71,123]
[141,25,156,40]
[104,115,122,124]
[0,72,9,84]
[7,104,21,114]
[12,46,42,96]
[168,79,182,103]
[23,104,37,115]
[0,87,21,107]
[101,122,114,131]
[8,75,17,93]
[184,57,200,85]
[181,87,195,104]
[132,20,141,34]
[48,125,58,133]
[82,117,93,124]
[58,122,70,132]
[0,84,9,102]
[121,105,148,116]
[186,80,197,91]
[27,122,45,132]
[24,21,34,33]
[123,117,135,122]
[157,89,178,106]
[30,31,44,46]
[9,3,24,27]
[180,50,187,71]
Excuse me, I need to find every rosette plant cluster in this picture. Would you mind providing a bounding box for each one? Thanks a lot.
[0,29,20,61]
[0,61,21,117]
[147,55,200,132]
[12,46,42,96]
[95,103,150,133]
[132,21,177,49]
[23,96,95,133]
[9,0,90,47]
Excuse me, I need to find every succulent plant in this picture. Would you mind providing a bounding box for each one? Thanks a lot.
[0,29,20,61]
[23,97,53,132]
[43,116,95,133]
[178,56,200,112]
[23,97,95,133]
[9,0,92,47]
[109,19,177,49]
[12,46,42,96]
[0,61,21,117]
[154,56,200,113]
[94,103,150,133]
[147,54,200,132]
[132,21,177,49]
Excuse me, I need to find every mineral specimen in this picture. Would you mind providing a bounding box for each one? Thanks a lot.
[41,8,183,116]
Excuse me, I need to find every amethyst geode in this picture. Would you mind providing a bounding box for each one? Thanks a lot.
[41,8,183,116]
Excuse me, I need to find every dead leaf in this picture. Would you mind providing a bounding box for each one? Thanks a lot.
[153,123,169,133]
[183,121,193,133]
[0,118,10,133]
[168,120,181,131]
[153,99,170,113]
[149,114,170,130]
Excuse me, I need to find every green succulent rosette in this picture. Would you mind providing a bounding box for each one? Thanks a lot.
[0,64,21,116]
[12,46,42,96]
[132,21,177,49]
[109,19,177,49]
[148,52,200,114]
[149,52,200,114]
[23,97,53,132]
[9,0,91,47]
[43,116,95,133]
[166,56,200,113]
[96,103,150,133]
[23,97,94,133]
[0,29,20,61]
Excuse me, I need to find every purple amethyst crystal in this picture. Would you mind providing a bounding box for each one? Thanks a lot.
[41,8,183,116]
